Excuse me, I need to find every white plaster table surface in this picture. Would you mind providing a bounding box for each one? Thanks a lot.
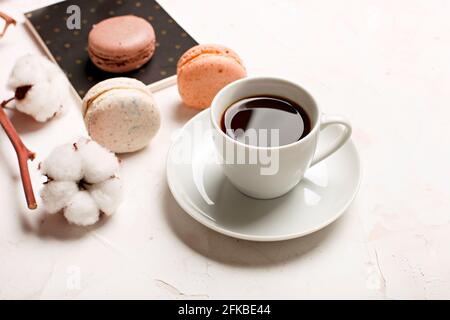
[0,0,449,299]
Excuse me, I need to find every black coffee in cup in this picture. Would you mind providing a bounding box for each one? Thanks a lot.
[220,96,311,147]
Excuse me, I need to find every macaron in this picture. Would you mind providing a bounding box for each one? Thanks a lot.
[177,44,247,109]
[88,15,156,73]
[82,78,161,153]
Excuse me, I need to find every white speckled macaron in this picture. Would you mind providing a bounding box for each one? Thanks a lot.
[82,78,161,153]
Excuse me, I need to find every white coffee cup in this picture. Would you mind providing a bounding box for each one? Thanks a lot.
[210,77,352,199]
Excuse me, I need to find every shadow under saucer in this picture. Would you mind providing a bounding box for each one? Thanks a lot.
[162,183,343,268]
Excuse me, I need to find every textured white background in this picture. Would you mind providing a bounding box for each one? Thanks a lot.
[0,0,449,299]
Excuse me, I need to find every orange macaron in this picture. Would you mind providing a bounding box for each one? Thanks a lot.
[177,44,247,109]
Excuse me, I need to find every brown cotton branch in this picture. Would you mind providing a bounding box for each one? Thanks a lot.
[0,98,37,210]
[2,97,14,107]
[0,11,16,38]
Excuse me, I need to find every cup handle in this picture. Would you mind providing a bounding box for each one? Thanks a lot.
[311,114,352,166]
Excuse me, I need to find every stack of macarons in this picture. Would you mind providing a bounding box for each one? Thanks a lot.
[84,16,247,153]
[84,39,247,154]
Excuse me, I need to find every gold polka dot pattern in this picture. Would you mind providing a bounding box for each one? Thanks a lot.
[25,0,197,98]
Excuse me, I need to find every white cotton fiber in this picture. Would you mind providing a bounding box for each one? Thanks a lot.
[77,139,120,184]
[8,55,49,87]
[40,138,122,226]
[64,191,100,226]
[7,54,70,122]
[14,82,60,122]
[41,143,84,181]
[40,181,78,214]
[90,177,123,216]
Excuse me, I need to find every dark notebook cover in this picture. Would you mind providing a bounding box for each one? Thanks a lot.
[25,0,197,98]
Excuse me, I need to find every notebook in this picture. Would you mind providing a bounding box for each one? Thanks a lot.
[25,0,198,98]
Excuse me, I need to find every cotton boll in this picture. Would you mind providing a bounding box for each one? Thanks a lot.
[7,55,48,88]
[39,137,123,226]
[49,73,71,117]
[40,181,78,214]
[78,139,120,184]
[7,54,70,122]
[64,191,100,226]
[41,143,83,181]
[14,75,68,122]
[90,177,123,216]
[14,82,62,122]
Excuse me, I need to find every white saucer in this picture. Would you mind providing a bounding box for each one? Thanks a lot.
[166,109,361,241]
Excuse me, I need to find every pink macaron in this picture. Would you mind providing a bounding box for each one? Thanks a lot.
[177,44,247,109]
[88,15,156,73]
